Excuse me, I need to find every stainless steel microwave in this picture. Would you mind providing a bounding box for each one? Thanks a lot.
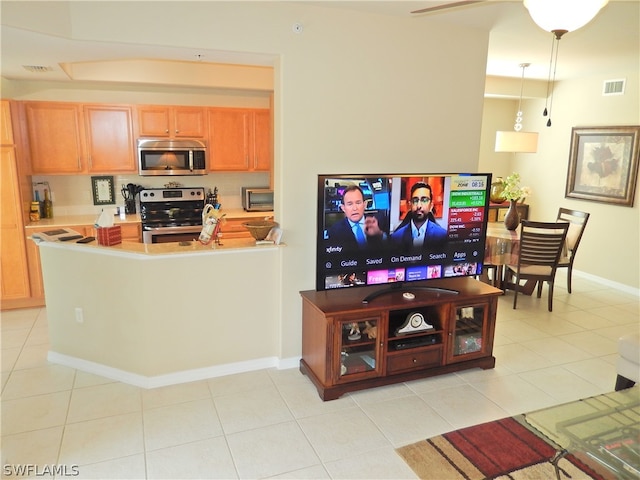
[242,187,274,212]
[137,138,207,176]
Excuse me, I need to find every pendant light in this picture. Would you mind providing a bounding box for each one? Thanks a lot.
[495,63,538,153]
[523,0,610,126]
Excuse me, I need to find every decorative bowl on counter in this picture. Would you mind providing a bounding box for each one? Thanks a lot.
[242,220,278,241]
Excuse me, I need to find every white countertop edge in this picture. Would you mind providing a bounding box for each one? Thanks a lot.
[37,240,283,259]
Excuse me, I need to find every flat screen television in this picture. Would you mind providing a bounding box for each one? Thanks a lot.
[316,173,493,303]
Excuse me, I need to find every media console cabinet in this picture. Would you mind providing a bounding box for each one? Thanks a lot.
[300,277,502,400]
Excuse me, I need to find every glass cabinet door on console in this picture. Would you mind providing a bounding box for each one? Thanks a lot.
[334,315,382,383]
[447,303,492,363]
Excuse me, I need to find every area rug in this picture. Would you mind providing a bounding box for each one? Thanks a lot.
[396,416,607,480]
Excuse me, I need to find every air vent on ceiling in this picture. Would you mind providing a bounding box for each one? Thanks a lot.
[603,79,625,96]
[23,65,53,73]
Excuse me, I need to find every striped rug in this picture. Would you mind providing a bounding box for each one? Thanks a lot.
[396,416,607,479]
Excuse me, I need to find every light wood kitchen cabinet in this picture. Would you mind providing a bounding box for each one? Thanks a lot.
[1,100,32,308]
[23,101,137,174]
[24,101,85,174]
[84,105,136,172]
[208,107,271,171]
[1,146,31,304]
[136,105,206,138]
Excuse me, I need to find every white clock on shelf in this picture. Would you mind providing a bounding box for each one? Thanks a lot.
[395,311,434,335]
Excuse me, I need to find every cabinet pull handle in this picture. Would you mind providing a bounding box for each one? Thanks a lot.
[165,129,169,133]
[412,358,417,363]
[175,130,179,134]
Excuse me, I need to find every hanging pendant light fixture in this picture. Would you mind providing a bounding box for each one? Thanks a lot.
[495,63,539,153]
[523,0,610,126]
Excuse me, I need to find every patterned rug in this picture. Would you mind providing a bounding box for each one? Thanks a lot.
[396,416,608,479]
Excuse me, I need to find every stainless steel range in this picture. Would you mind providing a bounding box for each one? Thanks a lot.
[139,187,205,244]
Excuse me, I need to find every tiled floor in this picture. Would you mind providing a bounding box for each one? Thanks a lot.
[2,272,639,479]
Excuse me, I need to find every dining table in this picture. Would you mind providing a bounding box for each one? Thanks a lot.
[482,221,537,295]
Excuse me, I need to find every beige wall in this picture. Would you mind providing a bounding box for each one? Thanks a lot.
[2,2,490,362]
[480,66,640,290]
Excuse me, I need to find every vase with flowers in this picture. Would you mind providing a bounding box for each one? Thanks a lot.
[499,173,531,230]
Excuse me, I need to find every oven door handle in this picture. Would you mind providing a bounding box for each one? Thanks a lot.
[144,226,202,233]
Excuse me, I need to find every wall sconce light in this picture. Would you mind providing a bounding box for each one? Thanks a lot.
[495,63,539,153]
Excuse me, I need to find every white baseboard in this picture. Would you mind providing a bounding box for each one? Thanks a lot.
[47,351,301,389]
[573,269,640,297]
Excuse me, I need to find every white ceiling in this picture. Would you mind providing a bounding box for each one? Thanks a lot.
[1,1,638,85]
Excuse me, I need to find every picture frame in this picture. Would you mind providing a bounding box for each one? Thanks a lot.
[91,176,115,205]
[565,126,640,207]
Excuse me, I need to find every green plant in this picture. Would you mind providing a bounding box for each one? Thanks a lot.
[501,173,531,202]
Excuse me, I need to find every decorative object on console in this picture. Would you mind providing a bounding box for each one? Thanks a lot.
[500,173,531,230]
[242,219,279,242]
[565,126,640,207]
[395,311,435,336]
[489,177,506,203]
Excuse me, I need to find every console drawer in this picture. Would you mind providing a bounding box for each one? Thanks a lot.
[386,346,442,373]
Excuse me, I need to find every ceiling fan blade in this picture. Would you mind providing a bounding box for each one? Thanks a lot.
[411,1,485,15]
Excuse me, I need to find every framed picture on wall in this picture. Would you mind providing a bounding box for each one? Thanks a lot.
[91,176,115,205]
[565,126,640,207]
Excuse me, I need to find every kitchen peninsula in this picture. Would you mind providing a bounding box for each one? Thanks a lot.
[37,237,283,388]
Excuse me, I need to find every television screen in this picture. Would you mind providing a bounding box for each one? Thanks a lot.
[316,173,492,297]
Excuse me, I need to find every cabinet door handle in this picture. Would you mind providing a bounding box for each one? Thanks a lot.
[412,358,417,363]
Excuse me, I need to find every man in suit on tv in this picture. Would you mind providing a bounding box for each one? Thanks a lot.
[390,182,447,251]
[327,185,386,251]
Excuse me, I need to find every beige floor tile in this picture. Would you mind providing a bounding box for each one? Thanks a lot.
[1,391,70,435]
[143,398,223,451]
[1,347,20,373]
[146,437,237,480]
[324,445,418,479]
[226,421,320,479]
[58,412,144,466]
[207,369,274,397]
[74,454,146,480]
[0,309,39,330]
[360,394,452,447]
[518,366,606,402]
[492,343,555,373]
[470,374,557,415]
[563,357,618,391]
[67,382,141,423]
[495,319,550,343]
[276,379,357,418]
[418,384,509,430]
[1,426,63,466]
[559,330,618,356]
[142,380,211,410]
[404,371,467,394]
[73,371,116,389]
[520,336,593,364]
[348,382,414,406]
[297,407,390,463]
[214,385,293,434]
[1,328,31,349]
[269,464,330,479]
[13,343,50,370]
[1,364,75,400]
[24,325,49,346]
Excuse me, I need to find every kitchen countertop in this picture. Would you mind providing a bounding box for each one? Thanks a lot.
[37,237,282,257]
[25,209,273,229]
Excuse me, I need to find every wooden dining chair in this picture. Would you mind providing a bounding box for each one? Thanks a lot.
[556,208,590,293]
[505,220,569,312]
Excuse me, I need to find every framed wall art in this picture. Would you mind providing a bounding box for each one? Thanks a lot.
[91,176,115,205]
[565,126,640,207]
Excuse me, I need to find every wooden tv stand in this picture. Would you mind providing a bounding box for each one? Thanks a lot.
[300,278,502,400]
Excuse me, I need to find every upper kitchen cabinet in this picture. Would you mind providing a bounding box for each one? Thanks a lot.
[208,107,271,172]
[22,101,136,174]
[24,101,85,174]
[84,105,136,173]
[1,99,14,145]
[136,105,206,138]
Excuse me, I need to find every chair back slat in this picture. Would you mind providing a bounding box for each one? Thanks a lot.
[518,221,569,268]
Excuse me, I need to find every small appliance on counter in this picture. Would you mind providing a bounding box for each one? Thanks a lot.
[121,183,144,214]
[242,187,273,212]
